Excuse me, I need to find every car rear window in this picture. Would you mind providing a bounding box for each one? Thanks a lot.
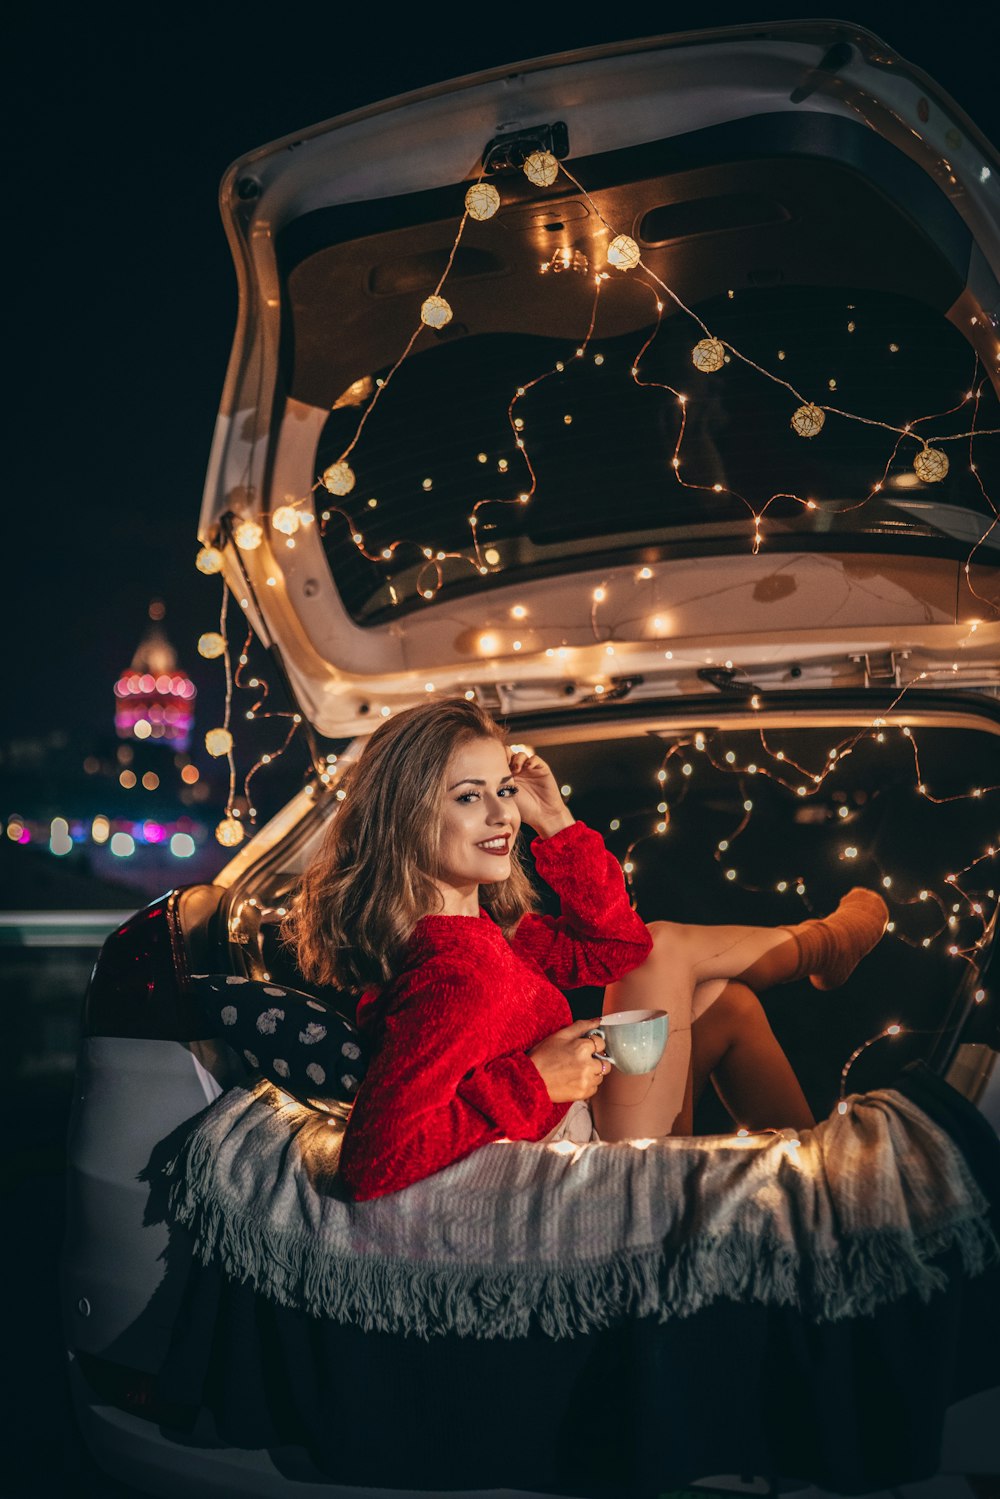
[313,285,998,623]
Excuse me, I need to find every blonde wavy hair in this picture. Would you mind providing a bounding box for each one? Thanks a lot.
[284,698,539,993]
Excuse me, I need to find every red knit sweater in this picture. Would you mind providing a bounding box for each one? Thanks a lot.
[339,821,652,1200]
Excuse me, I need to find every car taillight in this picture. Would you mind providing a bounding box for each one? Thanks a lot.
[75,1350,195,1430]
[82,891,216,1042]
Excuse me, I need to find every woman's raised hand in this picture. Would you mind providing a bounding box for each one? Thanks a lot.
[528,1018,609,1102]
[508,749,576,839]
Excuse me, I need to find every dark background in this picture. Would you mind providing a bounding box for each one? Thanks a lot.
[3,6,998,1496]
[6,2,1000,755]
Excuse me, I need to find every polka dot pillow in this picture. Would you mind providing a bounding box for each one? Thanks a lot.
[190,974,368,1105]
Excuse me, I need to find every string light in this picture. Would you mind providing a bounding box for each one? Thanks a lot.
[271,505,302,535]
[420,295,453,329]
[464,181,500,220]
[522,150,558,186]
[192,152,998,902]
[233,519,263,550]
[606,234,640,270]
[692,337,725,372]
[205,727,234,757]
[790,403,825,438]
[215,816,245,848]
[839,1023,906,1100]
[322,461,356,495]
[604,676,998,967]
[913,444,950,482]
[197,632,226,659]
[293,150,986,611]
[196,545,224,574]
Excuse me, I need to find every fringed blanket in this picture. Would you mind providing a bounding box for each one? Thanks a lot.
[165,1080,997,1339]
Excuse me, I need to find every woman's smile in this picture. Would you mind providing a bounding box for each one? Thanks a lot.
[431,737,522,912]
[475,835,511,855]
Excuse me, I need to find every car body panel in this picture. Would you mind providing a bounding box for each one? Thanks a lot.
[63,1037,232,1368]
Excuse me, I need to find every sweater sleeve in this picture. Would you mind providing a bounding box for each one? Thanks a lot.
[512,820,652,987]
[338,955,561,1201]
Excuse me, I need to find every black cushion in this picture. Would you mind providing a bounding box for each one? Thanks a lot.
[190,974,369,1105]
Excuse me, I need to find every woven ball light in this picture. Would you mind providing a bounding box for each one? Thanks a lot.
[271,505,301,535]
[790,403,826,438]
[322,461,355,496]
[197,632,226,660]
[215,816,245,848]
[692,337,726,373]
[420,295,453,329]
[523,150,559,187]
[607,234,640,271]
[913,445,949,483]
[196,545,224,575]
[465,182,501,220]
[233,519,263,550]
[205,727,234,758]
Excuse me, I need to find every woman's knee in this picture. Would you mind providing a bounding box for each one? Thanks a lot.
[694,980,763,1041]
[716,980,761,1017]
[646,920,697,964]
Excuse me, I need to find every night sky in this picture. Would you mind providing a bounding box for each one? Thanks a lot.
[7,3,999,752]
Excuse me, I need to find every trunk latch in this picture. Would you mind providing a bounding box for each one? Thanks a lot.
[482,122,569,175]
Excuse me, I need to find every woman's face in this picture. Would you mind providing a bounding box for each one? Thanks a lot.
[431,736,522,910]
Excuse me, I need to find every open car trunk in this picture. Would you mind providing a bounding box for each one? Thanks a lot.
[228,695,999,1131]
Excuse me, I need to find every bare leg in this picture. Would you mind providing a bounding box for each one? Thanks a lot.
[593,973,812,1137]
[592,973,725,1139]
[610,896,889,1001]
[594,916,817,1137]
[594,899,884,1139]
[636,919,793,992]
[594,919,787,1139]
[689,981,814,1131]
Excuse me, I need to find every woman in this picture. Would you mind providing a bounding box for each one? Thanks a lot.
[287,699,886,1199]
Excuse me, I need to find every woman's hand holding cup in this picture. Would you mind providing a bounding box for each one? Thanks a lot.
[528,1018,609,1102]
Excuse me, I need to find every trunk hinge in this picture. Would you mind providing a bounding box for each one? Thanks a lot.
[851,650,910,688]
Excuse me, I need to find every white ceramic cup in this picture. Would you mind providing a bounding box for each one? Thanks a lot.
[586,1008,669,1076]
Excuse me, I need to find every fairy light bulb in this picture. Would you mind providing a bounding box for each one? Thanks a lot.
[215,816,245,848]
[607,234,640,271]
[271,505,301,536]
[465,182,501,220]
[913,445,949,483]
[692,337,725,373]
[523,150,558,186]
[196,545,224,574]
[197,632,226,660]
[234,519,263,551]
[791,404,825,438]
[420,295,452,328]
[322,461,355,496]
[205,727,234,758]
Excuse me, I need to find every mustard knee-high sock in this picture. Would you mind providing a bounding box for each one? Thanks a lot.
[780,888,889,991]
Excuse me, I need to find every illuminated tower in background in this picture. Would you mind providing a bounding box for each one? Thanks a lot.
[113,601,196,751]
